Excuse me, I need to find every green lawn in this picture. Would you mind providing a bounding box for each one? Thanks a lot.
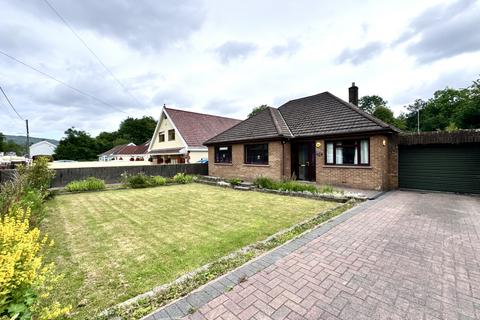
[43,184,336,318]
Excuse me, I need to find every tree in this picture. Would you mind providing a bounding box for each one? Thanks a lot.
[54,128,98,161]
[95,131,128,154]
[117,116,156,145]
[0,132,5,152]
[358,95,388,114]
[372,106,396,125]
[247,105,269,118]
[401,82,479,132]
[0,132,25,155]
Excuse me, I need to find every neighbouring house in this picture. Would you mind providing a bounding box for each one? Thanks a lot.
[98,141,150,162]
[29,140,57,159]
[148,107,241,164]
[204,83,401,190]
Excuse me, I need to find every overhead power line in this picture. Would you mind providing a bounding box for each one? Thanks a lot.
[0,49,127,114]
[0,86,24,121]
[42,0,143,109]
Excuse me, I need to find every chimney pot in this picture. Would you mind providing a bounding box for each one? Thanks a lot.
[349,82,359,106]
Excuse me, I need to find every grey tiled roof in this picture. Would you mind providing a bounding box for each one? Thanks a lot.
[279,92,396,137]
[204,107,293,145]
[205,92,398,145]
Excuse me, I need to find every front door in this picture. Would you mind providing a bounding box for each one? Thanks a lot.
[292,141,316,181]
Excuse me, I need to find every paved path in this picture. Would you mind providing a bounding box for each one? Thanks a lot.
[148,191,480,319]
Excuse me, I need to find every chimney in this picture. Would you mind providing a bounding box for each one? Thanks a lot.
[349,82,358,106]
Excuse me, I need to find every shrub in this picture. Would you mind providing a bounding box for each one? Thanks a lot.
[253,177,338,194]
[228,178,243,186]
[278,180,318,193]
[0,207,71,319]
[65,177,106,192]
[253,176,280,189]
[0,173,46,226]
[15,189,46,226]
[319,185,334,193]
[120,172,153,188]
[151,176,167,186]
[17,157,55,196]
[172,173,196,184]
[0,172,24,218]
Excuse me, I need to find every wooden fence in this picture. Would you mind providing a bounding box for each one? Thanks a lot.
[0,163,208,187]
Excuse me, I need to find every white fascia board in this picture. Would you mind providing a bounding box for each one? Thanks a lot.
[163,108,188,148]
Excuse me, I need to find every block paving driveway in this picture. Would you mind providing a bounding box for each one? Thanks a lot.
[182,191,480,320]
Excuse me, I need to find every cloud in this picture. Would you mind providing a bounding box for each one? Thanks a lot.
[268,39,301,58]
[336,41,385,65]
[390,68,478,107]
[151,89,193,109]
[203,98,243,117]
[394,0,480,63]
[214,41,258,64]
[14,0,205,51]
[0,24,45,57]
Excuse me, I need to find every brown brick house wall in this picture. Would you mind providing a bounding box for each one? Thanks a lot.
[208,141,291,181]
[315,135,398,190]
[208,134,399,190]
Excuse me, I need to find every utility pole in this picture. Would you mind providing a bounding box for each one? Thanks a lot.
[26,119,30,158]
[417,109,420,134]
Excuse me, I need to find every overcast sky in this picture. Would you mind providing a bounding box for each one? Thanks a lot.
[1,0,479,140]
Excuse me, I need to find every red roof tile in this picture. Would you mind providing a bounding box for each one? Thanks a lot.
[165,108,241,148]
[99,142,149,156]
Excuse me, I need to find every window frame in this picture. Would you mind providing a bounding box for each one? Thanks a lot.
[168,129,175,141]
[158,131,165,143]
[214,145,232,164]
[324,138,370,166]
[244,143,269,165]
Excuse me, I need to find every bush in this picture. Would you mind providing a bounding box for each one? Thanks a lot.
[0,172,48,227]
[319,185,334,193]
[121,172,153,188]
[278,180,318,193]
[151,176,167,186]
[17,157,55,196]
[0,207,71,319]
[0,172,24,218]
[253,177,281,190]
[172,173,196,184]
[65,177,106,192]
[253,177,337,194]
[228,178,243,186]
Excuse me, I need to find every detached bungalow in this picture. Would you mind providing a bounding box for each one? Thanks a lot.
[148,107,241,164]
[98,141,150,162]
[204,84,401,190]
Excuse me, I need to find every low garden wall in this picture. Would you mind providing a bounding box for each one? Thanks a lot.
[0,164,208,187]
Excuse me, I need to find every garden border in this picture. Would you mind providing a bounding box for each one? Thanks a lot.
[195,177,367,203]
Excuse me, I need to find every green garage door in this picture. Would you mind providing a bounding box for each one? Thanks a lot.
[399,143,480,194]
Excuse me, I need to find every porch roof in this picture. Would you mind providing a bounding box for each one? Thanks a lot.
[149,147,184,155]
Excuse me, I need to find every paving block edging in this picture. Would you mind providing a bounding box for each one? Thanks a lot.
[143,193,391,320]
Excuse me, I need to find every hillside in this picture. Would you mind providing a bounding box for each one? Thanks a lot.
[5,135,59,146]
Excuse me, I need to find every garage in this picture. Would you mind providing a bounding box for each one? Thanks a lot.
[399,131,480,194]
